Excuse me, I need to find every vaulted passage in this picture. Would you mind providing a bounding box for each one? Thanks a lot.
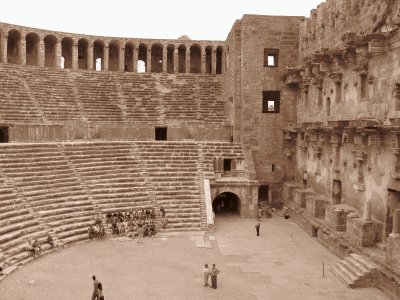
[213,192,240,214]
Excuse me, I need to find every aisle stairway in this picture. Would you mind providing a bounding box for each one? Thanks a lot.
[329,253,378,288]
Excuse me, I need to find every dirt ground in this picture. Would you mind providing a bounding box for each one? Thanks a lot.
[0,214,390,300]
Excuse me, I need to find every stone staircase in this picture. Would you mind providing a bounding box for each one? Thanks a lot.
[329,253,378,288]
[0,141,248,272]
[0,64,226,125]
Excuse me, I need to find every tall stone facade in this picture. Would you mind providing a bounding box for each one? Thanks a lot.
[225,15,302,203]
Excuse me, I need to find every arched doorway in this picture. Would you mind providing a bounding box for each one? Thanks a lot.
[213,192,240,214]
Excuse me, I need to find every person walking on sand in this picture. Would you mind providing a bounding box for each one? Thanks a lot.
[210,264,220,289]
[92,275,99,300]
[255,218,261,236]
[203,264,210,287]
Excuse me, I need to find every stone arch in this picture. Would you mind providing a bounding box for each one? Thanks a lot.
[78,38,89,70]
[205,46,212,74]
[44,34,57,67]
[216,46,223,74]
[7,29,22,64]
[93,40,104,71]
[213,191,241,214]
[25,32,40,66]
[178,44,186,73]
[138,43,147,73]
[166,44,174,74]
[108,40,120,72]
[190,44,201,73]
[61,37,73,69]
[151,43,163,73]
[124,42,134,72]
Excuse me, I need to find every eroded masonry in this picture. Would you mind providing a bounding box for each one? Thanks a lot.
[0,0,399,298]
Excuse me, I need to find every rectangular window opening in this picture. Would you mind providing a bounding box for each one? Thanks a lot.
[264,49,279,67]
[262,91,280,113]
[155,127,167,141]
[0,127,9,143]
[223,159,231,172]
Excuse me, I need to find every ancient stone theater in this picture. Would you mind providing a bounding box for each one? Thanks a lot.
[0,0,400,298]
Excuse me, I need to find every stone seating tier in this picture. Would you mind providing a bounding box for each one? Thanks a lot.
[0,141,246,268]
[0,64,227,125]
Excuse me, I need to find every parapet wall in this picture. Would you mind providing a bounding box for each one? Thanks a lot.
[300,0,400,59]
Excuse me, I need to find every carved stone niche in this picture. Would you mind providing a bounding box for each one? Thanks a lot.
[393,83,400,98]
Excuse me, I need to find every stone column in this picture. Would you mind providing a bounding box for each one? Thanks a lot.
[38,41,45,67]
[119,45,124,72]
[0,35,7,63]
[55,41,61,68]
[133,46,138,73]
[363,198,372,221]
[268,190,273,203]
[103,45,109,71]
[87,43,93,70]
[212,49,217,74]
[173,48,178,74]
[186,49,191,73]
[146,48,151,73]
[19,38,26,65]
[391,209,400,237]
[72,42,78,69]
[201,48,206,74]
[162,47,167,73]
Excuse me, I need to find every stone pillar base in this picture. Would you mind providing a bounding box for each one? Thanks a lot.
[293,188,315,209]
[386,235,400,269]
[347,217,375,247]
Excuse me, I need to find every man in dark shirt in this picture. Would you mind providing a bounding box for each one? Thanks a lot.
[92,275,99,300]
[210,264,220,289]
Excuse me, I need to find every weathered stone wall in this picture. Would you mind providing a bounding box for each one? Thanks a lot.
[8,123,231,142]
[295,129,395,237]
[226,14,303,200]
[223,20,242,142]
[300,0,400,59]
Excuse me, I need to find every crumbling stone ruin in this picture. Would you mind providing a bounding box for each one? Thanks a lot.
[0,0,399,297]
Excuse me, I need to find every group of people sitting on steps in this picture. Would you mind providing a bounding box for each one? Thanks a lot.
[87,207,168,240]
[24,234,55,255]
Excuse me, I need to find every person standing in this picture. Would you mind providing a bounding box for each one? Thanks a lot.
[210,264,220,289]
[97,282,105,300]
[255,218,261,236]
[92,275,99,300]
[203,264,210,287]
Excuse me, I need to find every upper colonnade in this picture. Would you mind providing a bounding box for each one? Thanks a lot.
[0,22,225,74]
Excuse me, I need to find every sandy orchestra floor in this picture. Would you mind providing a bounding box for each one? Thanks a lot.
[0,214,390,300]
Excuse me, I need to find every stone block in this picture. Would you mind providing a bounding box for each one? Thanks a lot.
[305,195,327,219]
[346,217,375,247]
[293,188,315,209]
[386,235,400,270]
[325,207,350,232]
[282,182,299,203]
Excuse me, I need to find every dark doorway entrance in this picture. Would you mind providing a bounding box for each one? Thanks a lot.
[213,192,240,214]
[258,185,268,204]
[332,180,342,205]
[0,127,9,143]
[155,127,167,141]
